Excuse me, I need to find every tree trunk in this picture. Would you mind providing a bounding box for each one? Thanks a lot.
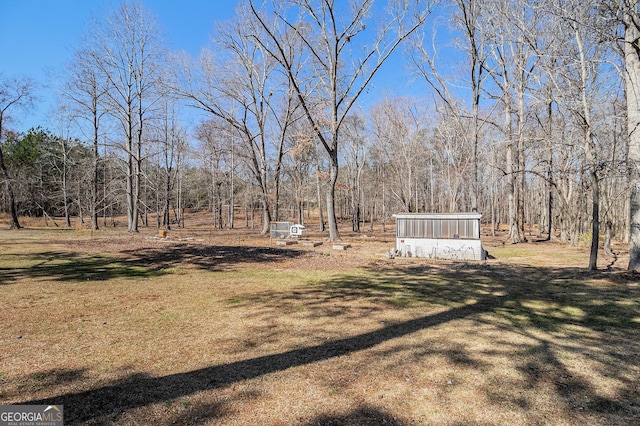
[625,9,640,272]
[517,87,527,242]
[0,114,21,229]
[274,172,281,222]
[588,169,600,270]
[6,185,20,229]
[217,183,223,229]
[126,128,136,232]
[91,127,99,231]
[0,153,21,229]
[132,133,142,232]
[164,171,171,230]
[382,167,387,233]
[316,146,325,232]
[351,175,360,233]
[604,220,614,256]
[261,198,271,235]
[298,199,304,225]
[229,139,235,229]
[326,154,340,241]
[505,102,521,244]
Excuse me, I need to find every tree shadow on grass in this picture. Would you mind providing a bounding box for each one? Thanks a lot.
[0,245,305,284]
[0,252,165,284]
[120,244,305,272]
[162,401,230,426]
[304,406,406,425]
[20,296,505,423]
[16,262,640,424]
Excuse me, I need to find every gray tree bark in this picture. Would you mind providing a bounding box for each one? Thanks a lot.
[624,5,640,272]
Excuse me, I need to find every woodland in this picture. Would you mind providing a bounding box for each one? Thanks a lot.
[1,0,640,271]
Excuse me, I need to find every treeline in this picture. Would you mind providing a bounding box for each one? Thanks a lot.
[1,0,640,271]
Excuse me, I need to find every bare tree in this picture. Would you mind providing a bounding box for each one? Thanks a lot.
[550,0,613,269]
[341,114,368,232]
[196,120,229,229]
[87,3,164,232]
[170,8,299,234]
[528,0,621,269]
[481,0,543,243]
[0,75,35,229]
[284,122,317,225]
[63,45,109,230]
[49,107,75,227]
[248,0,438,240]
[411,0,490,212]
[456,0,487,211]
[622,1,640,271]
[152,97,187,230]
[370,98,431,213]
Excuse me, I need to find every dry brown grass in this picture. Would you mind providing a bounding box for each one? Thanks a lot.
[0,214,639,425]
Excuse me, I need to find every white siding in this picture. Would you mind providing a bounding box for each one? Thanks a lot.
[396,237,484,261]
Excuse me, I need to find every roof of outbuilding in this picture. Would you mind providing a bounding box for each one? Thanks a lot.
[393,212,482,219]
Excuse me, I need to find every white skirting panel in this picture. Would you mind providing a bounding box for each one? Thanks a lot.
[396,238,484,261]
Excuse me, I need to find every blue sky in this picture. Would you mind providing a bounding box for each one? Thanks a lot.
[0,0,444,134]
[0,0,239,132]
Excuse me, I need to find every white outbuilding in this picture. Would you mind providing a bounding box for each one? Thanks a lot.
[394,212,485,261]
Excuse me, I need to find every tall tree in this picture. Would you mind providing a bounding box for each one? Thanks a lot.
[170,9,298,234]
[248,0,438,240]
[63,44,109,230]
[551,0,611,269]
[411,0,489,212]
[196,119,234,229]
[482,0,541,243]
[48,111,74,227]
[0,75,35,229]
[341,114,368,232]
[623,1,640,271]
[370,98,431,213]
[153,97,187,230]
[283,121,317,225]
[88,3,164,232]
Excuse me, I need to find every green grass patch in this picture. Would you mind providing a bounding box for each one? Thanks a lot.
[489,246,528,259]
[385,297,414,308]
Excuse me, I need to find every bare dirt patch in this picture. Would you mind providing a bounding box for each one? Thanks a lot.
[1,218,638,425]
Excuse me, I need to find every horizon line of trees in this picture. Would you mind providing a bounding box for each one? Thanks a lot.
[1,0,640,271]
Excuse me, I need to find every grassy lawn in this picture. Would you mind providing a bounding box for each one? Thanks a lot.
[1,227,639,425]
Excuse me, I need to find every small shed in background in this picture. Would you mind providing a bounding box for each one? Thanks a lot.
[270,221,294,239]
[270,221,306,239]
[394,212,485,261]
